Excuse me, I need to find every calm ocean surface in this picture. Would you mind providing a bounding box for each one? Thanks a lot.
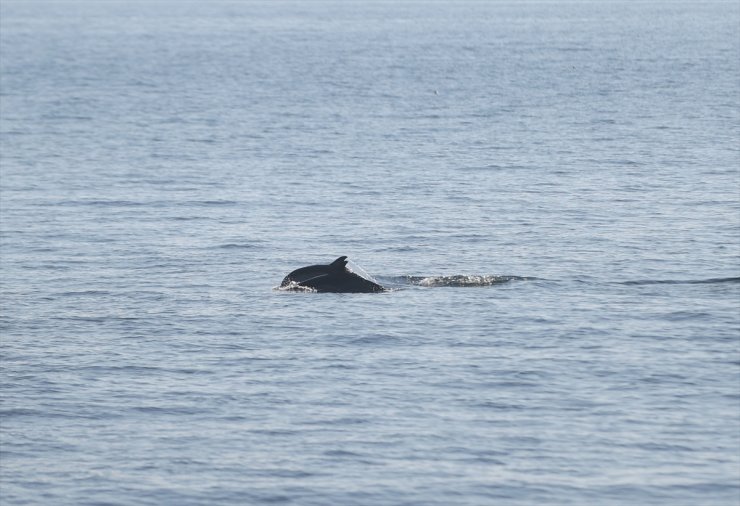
[1,1,739,505]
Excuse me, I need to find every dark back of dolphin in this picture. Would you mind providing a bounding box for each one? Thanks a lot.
[280,256,384,293]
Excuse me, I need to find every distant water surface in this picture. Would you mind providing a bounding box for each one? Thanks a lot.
[1,1,739,505]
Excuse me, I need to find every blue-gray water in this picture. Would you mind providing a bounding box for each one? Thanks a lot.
[1,1,739,505]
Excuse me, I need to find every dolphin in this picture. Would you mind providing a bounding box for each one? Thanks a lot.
[279,256,385,293]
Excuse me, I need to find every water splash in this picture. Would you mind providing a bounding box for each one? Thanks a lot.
[346,259,382,285]
[274,281,317,292]
[392,275,531,288]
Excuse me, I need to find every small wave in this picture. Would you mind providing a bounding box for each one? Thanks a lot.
[621,277,740,286]
[0,408,40,417]
[43,199,149,207]
[324,449,363,458]
[212,243,262,250]
[56,290,111,297]
[133,406,208,415]
[185,200,238,206]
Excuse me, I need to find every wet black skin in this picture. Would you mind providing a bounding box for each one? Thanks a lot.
[280,256,385,293]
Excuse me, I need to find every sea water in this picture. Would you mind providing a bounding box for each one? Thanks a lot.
[1,1,739,505]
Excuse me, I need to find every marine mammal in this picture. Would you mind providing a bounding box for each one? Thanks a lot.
[279,256,385,293]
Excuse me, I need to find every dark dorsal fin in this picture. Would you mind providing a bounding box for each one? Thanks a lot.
[329,256,348,271]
